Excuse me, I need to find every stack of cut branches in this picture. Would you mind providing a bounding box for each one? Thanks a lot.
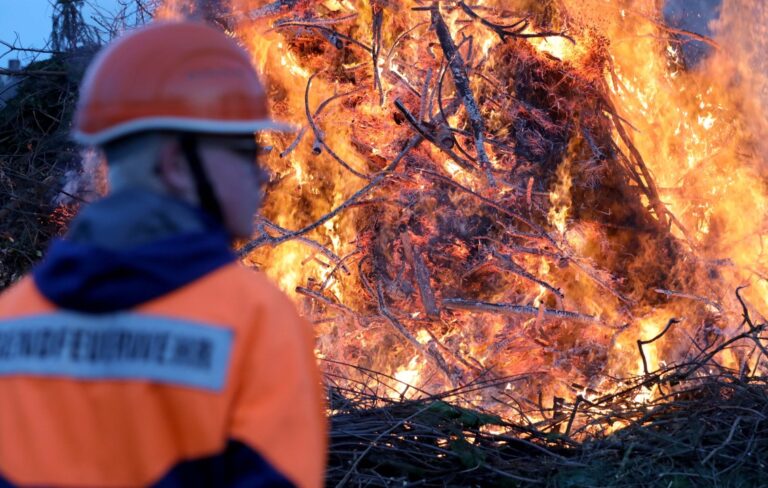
[243,0,733,409]
[327,376,768,486]
[326,294,768,486]
[0,54,88,288]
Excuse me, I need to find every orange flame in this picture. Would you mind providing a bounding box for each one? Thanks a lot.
[158,0,768,426]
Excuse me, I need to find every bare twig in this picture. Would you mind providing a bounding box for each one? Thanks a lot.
[305,71,371,180]
[637,318,681,376]
[375,282,453,380]
[654,288,723,313]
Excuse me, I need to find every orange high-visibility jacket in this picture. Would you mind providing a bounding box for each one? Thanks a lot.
[0,261,327,487]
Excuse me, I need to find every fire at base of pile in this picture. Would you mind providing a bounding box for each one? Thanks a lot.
[325,361,768,486]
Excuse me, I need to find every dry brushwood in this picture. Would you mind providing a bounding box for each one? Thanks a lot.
[325,291,768,486]
[244,0,721,406]
[0,54,92,288]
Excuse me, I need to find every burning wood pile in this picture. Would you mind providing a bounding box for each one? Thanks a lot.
[186,0,768,426]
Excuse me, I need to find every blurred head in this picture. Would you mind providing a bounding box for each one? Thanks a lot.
[104,132,269,238]
[72,20,292,238]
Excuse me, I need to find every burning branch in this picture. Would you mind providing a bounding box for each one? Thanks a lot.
[394,98,474,170]
[429,6,496,186]
[373,281,455,382]
[282,84,365,159]
[637,318,681,376]
[241,0,300,20]
[241,133,423,254]
[296,286,366,327]
[249,219,348,271]
[305,71,371,179]
[491,248,564,300]
[456,1,575,44]
[442,298,605,326]
[370,1,384,105]
[654,288,723,313]
[272,19,372,53]
[400,231,440,318]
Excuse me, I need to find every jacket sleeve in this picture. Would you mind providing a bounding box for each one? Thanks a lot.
[227,284,328,488]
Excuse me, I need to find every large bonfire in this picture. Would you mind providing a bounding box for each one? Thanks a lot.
[160,0,768,419]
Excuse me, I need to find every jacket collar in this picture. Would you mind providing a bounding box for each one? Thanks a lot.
[33,190,235,313]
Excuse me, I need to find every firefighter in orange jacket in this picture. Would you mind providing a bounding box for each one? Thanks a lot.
[0,21,326,487]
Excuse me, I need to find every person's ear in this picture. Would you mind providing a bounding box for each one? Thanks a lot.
[156,139,196,200]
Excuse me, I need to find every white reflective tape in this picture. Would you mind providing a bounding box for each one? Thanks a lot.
[0,312,233,391]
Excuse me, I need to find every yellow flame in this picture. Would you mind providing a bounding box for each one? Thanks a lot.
[548,155,573,235]
[392,355,424,398]
[177,0,768,426]
[531,36,572,61]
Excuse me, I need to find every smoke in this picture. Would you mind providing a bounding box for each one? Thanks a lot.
[663,0,721,66]
[54,148,108,206]
[710,0,768,164]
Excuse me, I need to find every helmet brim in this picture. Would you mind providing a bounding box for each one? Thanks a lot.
[73,117,297,146]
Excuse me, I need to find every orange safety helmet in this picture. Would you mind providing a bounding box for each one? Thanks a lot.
[73,21,291,146]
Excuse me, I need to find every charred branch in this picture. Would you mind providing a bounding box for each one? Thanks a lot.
[242,0,301,20]
[375,282,454,381]
[457,1,575,44]
[492,248,564,300]
[272,21,372,53]
[305,71,371,179]
[371,2,384,105]
[430,6,496,187]
[297,286,366,326]
[282,84,365,159]
[241,133,426,255]
[400,231,440,318]
[394,98,474,170]
[654,288,723,313]
[637,318,681,376]
[442,298,605,325]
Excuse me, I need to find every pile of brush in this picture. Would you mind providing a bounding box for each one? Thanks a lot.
[243,0,724,409]
[325,297,768,486]
[0,54,88,288]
